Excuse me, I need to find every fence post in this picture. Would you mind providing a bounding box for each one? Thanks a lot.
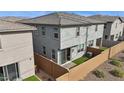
[108,48,111,59]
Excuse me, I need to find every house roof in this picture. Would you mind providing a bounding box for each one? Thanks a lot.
[120,17,124,22]
[0,19,37,33]
[18,12,105,26]
[87,15,119,23]
[0,16,27,22]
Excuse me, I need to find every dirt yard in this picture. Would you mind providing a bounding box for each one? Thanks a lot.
[83,51,124,81]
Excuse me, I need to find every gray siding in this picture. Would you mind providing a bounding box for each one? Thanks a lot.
[32,25,60,62]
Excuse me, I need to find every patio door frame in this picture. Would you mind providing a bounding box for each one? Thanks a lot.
[0,63,19,81]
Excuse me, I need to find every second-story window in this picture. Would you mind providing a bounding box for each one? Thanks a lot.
[42,27,46,35]
[42,46,46,55]
[54,33,59,39]
[95,25,98,31]
[104,24,107,29]
[54,27,58,31]
[76,27,80,37]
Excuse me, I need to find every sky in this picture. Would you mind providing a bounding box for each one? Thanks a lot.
[0,11,124,18]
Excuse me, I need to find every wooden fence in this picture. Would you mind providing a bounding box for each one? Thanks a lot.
[56,42,124,80]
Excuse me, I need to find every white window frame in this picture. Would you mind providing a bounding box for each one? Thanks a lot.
[54,32,59,39]
[77,44,84,52]
[42,46,46,55]
[41,27,46,35]
[76,27,80,37]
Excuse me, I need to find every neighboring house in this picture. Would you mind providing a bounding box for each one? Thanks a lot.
[19,12,105,65]
[0,20,36,81]
[88,15,124,41]
[0,16,27,22]
[120,17,124,36]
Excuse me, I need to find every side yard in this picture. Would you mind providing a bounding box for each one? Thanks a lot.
[83,50,124,81]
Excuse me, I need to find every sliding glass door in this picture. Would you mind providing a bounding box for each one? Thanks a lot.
[7,63,18,81]
[0,67,4,81]
[0,63,19,81]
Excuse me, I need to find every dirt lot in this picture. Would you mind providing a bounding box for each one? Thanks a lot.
[83,51,124,81]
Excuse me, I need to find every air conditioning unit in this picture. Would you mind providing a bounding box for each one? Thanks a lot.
[86,52,93,58]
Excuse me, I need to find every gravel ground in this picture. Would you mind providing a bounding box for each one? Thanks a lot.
[83,51,124,81]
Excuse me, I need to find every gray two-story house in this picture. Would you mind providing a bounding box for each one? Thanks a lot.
[88,15,124,42]
[19,12,105,65]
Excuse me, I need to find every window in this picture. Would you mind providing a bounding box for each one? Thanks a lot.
[42,46,46,55]
[77,44,84,52]
[0,67,4,81]
[119,32,121,36]
[0,63,19,81]
[52,49,55,59]
[115,34,118,38]
[54,27,58,31]
[42,27,46,35]
[76,27,80,37]
[105,35,108,39]
[111,35,114,40]
[54,33,59,38]
[104,24,107,29]
[95,25,98,31]
[88,40,94,47]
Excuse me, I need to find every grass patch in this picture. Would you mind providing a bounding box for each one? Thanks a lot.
[110,59,122,67]
[72,55,90,65]
[110,69,124,78]
[99,47,108,51]
[23,75,40,81]
[93,70,105,78]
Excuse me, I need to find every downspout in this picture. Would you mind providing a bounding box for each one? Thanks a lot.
[85,26,89,52]
[58,15,62,64]
[100,24,105,48]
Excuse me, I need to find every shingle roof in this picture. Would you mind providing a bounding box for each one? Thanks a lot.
[0,16,27,22]
[88,15,119,23]
[18,12,105,26]
[120,17,124,22]
[0,20,37,33]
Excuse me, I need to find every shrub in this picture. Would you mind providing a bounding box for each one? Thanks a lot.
[93,70,105,78]
[110,60,122,67]
[110,69,124,78]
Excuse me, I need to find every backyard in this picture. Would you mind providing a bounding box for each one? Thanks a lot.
[72,56,90,65]
[72,54,92,65]
[99,47,108,51]
[23,75,40,81]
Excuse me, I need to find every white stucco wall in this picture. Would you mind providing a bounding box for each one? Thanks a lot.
[87,24,104,48]
[103,19,123,41]
[110,19,123,41]
[0,32,35,80]
[60,26,87,49]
